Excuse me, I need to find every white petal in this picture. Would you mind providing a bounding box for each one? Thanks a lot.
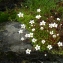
[21,37,24,41]
[26,49,31,54]
[57,18,60,21]
[36,15,41,19]
[32,28,35,31]
[37,9,41,12]
[35,45,40,50]
[18,30,23,34]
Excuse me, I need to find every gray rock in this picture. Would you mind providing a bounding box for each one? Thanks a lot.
[0,22,32,53]
[56,56,63,63]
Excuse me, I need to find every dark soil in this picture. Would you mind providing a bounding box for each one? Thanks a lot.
[0,51,63,63]
[0,0,25,11]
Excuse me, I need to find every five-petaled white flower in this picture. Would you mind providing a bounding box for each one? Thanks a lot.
[35,15,41,19]
[40,27,44,30]
[47,45,52,50]
[29,20,35,24]
[50,31,54,35]
[37,8,41,12]
[21,24,26,29]
[25,34,30,38]
[57,18,60,21]
[29,32,33,37]
[18,29,23,34]
[40,20,46,26]
[35,45,40,50]
[26,49,31,54]
[57,41,63,47]
[41,40,46,44]
[17,12,24,17]
[52,35,56,38]
[32,28,35,31]
[49,23,54,28]
[53,22,58,28]
[21,37,24,41]
[32,38,37,43]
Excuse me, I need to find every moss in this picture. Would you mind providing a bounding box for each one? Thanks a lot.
[8,10,17,21]
[0,12,9,22]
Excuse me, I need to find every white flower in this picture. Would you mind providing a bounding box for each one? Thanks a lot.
[57,33,59,36]
[18,29,23,34]
[49,23,54,28]
[53,23,58,28]
[57,18,60,21]
[25,34,30,38]
[26,49,31,54]
[44,54,47,56]
[25,34,28,38]
[40,20,46,26]
[41,40,46,44]
[32,38,37,43]
[25,33,33,38]
[17,12,23,17]
[21,37,24,41]
[29,32,33,37]
[21,24,26,29]
[49,23,58,28]
[35,15,41,19]
[35,45,40,50]
[47,45,52,50]
[50,31,54,35]
[32,28,35,31]
[27,34,31,37]
[29,20,35,24]
[37,8,41,12]
[53,35,56,38]
[57,41,63,47]
[40,27,44,30]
